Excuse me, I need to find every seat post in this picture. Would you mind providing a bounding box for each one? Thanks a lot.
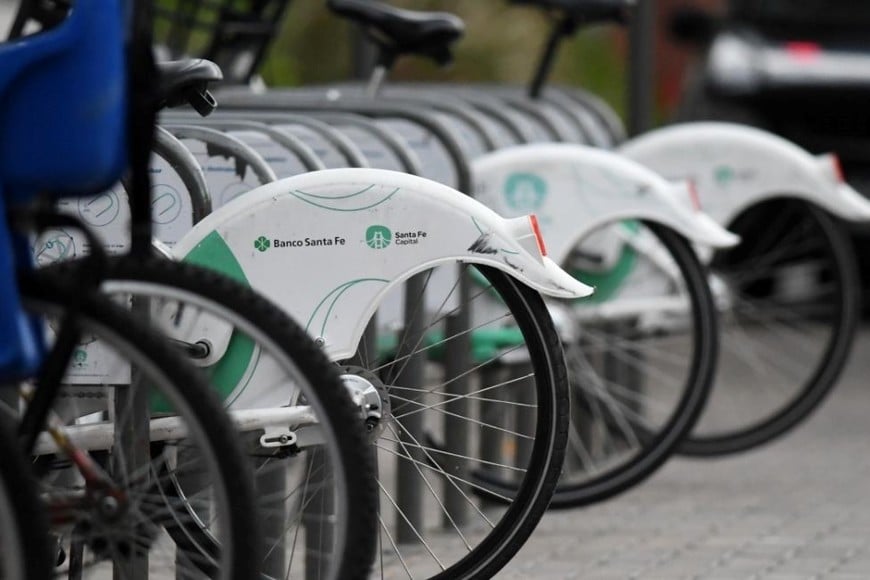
[528,15,578,99]
[366,65,388,97]
[365,48,398,98]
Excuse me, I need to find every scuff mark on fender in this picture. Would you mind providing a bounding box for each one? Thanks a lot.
[503,256,522,272]
[468,233,499,255]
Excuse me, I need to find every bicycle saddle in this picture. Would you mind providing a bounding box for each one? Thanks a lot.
[510,0,635,24]
[157,59,223,116]
[327,0,464,66]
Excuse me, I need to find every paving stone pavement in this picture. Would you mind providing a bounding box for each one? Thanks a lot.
[493,331,870,579]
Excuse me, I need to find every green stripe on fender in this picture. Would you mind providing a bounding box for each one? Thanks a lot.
[152,231,257,411]
[571,246,637,303]
[571,220,640,304]
[184,231,250,285]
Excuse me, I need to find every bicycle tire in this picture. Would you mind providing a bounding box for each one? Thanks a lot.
[17,268,260,579]
[69,254,566,578]
[108,259,568,580]
[0,415,53,580]
[79,256,378,580]
[358,263,569,580]
[680,199,859,455]
[475,221,717,508]
[99,257,564,579]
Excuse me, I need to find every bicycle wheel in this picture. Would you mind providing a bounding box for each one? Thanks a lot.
[680,199,859,455]
[90,257,565,579]
[16,268,260,579]
[349,263,569,579]
[477,220,717,507]
[76,256,377,580]
[0,414,53,580]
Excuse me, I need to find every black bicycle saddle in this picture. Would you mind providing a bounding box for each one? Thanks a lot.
[510,0,635,24]
[157,59,224,116]
[327,0,465,65]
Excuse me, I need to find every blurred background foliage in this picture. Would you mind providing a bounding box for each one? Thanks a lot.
[259,1,628,118]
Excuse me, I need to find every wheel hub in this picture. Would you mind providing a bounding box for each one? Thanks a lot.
[339,366,392,441]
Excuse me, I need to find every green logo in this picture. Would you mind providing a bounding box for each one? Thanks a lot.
[254,236,271,252]
[714,166,735,187]
[73,349,87,367]
[505,173,547,212]
[366,225,392,250]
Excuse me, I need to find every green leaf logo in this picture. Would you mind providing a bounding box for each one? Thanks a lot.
[714,165,735,186]
[73,349,87,367]
[505,173,547,212]
[366,225,392,250]
[254,236,271,252]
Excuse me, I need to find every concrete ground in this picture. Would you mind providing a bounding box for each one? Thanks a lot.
[494,330,870,579]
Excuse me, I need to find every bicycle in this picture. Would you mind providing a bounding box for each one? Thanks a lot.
[19,4,599,579]
[501,0,870,456]
[8,13,384,580]
[128,155,592,579]
[316,0,870,458]
[233,0,735,509]
[110,60,597,578]
[0,1,308,576]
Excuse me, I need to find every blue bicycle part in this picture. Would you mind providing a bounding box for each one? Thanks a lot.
[0,0,127,378]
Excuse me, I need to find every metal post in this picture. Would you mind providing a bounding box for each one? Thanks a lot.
[623,327,645,427]
[302,451,335,577]
[441,274,472,528]
[175,447,210,580]
[392,274,427,544]
[115,296,149,580]
[356,320,378,370]
[602,323,644,448]
[583,327,615,463]
[260,459,288,578]
[512,362,536,483]
[69,525,84,580]
[307,322,377,577]
[478,365,504,497]
[628,0,657,136]
[113,379,149,579]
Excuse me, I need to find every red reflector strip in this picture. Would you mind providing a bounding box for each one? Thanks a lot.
[832,154,845,183]
[688,180,702,212]
[785,41,821,62]
[529,214,548,257]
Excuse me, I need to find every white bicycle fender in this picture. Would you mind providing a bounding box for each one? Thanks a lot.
[172,168,592,361]
[472,144,738,266]
[619,122,870,225]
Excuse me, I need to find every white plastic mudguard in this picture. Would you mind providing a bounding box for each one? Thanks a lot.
[472,143,738,267]
[172,168,592,362]
[619,122,870,226]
